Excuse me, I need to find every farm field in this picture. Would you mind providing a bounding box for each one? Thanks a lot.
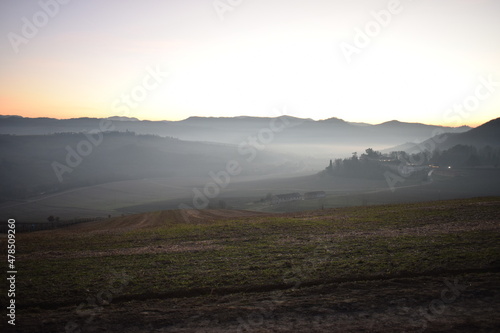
[3,197,500,332]
[0,176,208,221]
[0,172,385,221]
[3,168,499,222]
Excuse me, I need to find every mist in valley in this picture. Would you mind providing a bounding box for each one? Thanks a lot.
[1,116,499,221]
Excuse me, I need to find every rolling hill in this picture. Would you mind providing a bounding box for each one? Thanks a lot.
[0,131,300,203]
[390,117,500,154]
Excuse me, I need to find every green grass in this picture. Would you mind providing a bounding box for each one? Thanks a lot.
[10,197,500,308]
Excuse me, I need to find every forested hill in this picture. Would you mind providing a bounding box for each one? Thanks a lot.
[0,131,296,201]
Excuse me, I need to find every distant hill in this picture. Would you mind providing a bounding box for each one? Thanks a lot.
[0,115,471,159]
[107,116,140,121]
[445,117,500,147]
[390,117,500,153]
[0,132,299,202]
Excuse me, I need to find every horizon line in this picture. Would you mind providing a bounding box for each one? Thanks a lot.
[0,114,483,128]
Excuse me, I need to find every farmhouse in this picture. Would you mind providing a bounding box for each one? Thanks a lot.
[304,191,326,200]
[271,192,302,204]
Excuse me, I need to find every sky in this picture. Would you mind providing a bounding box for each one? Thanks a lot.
[0,0,499,127]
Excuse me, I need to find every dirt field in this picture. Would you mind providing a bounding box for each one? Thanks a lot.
[17,272,500,332]
[4,198,500,332]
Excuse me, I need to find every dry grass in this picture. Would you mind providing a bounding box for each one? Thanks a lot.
[7,197,500,332]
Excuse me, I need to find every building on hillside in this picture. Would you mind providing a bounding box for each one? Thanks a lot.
[271,192,302,204]
[303,191,326,200]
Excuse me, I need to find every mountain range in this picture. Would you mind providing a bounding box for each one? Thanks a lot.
[0,115,472,158]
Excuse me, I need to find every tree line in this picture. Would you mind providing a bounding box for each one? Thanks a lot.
[324,145,500,179]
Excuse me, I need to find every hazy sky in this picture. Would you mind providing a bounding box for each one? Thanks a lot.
[1,0,499,126]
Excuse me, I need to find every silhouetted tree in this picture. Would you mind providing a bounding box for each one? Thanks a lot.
[364,148,381,159]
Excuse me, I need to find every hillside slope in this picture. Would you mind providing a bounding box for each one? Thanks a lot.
[395,117,500,153]
[0,131,297,202]
[13,197,500,332]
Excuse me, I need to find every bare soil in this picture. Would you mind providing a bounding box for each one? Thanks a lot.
[18,272,500,332]
[8,200,500,333]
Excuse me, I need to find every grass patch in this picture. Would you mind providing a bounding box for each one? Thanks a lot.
[10,197,500,308]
